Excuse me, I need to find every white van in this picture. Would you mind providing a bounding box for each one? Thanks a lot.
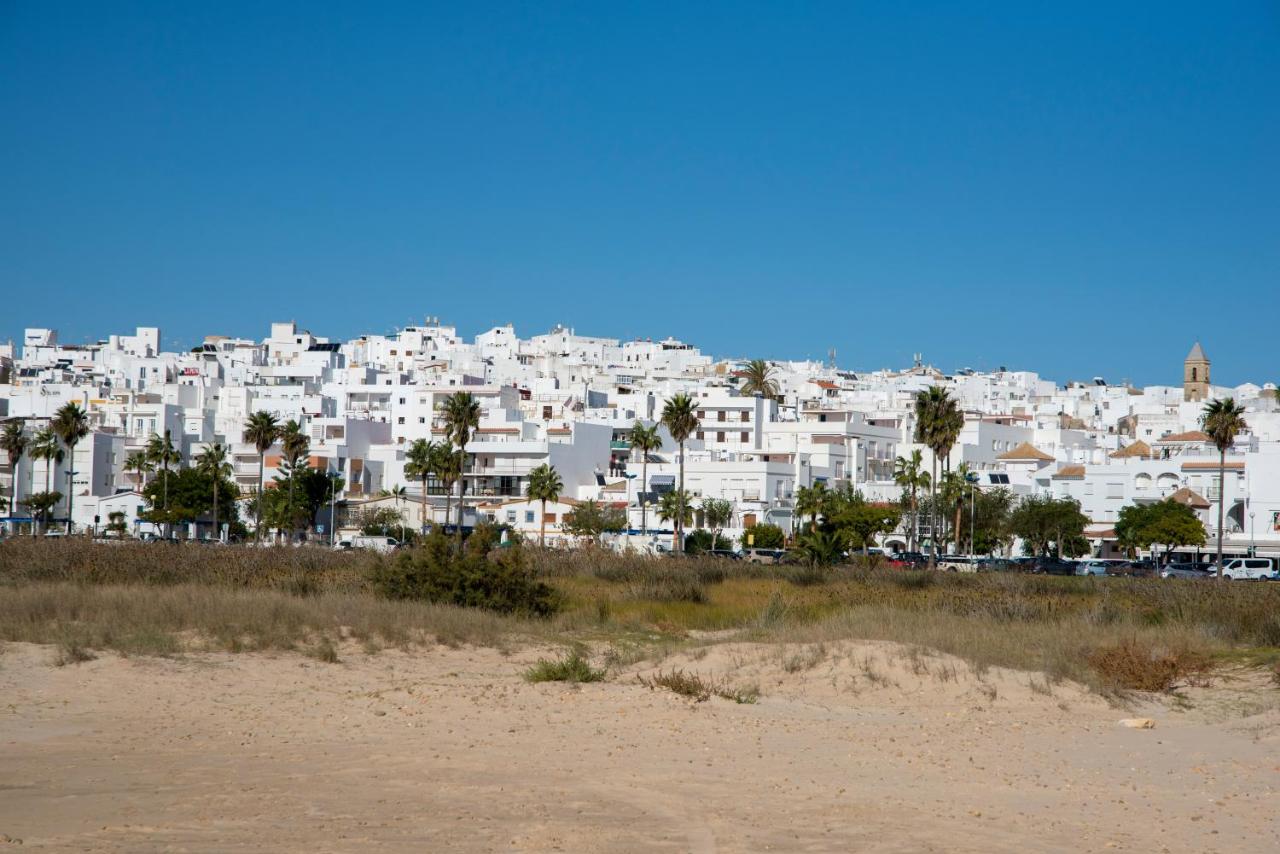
[337,536,401,554]
[1217,557,1276,581]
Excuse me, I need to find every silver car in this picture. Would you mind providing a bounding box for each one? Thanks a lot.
[1075,559,1126,577]
[1160,561,1214,580]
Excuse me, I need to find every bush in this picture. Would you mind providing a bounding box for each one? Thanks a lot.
[638,669,758,703]
[742,523,785,550]
[372,527,560,617]
[1087,638,1211,693]
[683,530,734,555]
[524,649,606,683]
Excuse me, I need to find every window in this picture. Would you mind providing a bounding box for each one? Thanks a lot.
[543,406,553,419]
[506,511,517,524]
[741,411,750,422]
[697,411,705,419]
[543,512,556,523]
[717,431,725,442]
[399,397,405,404]
[741,432,749,443]
[525,511,535,524]
[1106,482,1124,499]
[696,431,704,440]
[419,417,425,423]
[717,411,726,422]
[397,417,405,424]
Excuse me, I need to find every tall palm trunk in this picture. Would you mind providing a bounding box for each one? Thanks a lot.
[211,476,219,543]
[927,457,938,570]
[65,442,75,535]
[43,456,52,536]
[420,474,428,534]
[909,488,918,552]
[1215,448,1226,580]
[256,451,265,542]
[540,497,547,546]
[676,440,685,554]
[455,442,467,546]
[640,454,649,536]
[443,480,452,539]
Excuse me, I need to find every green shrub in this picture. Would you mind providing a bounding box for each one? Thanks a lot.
[373,528,560,616]
[524,649,606,683]
[742,523,785,550]
[683,530,734,555]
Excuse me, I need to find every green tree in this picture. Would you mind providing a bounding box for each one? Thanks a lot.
[739,359,780,399]
[442,391,481,544]
[146,429,181,535]
[141,466,239,535]
[242,411,280,542]
[194,443,232,541]
[742,522,785,550]
[914,387,962,568]
[29,428,63,535]
[403,438,440,534]
[278,420,310,538]
[700,497,734,554]
[966,487,1015,555]
[124,450,152,491]
[1008,496,1089,558]
[105,510,129,537]
[1201,398,1247,579]
[656,489,694,551]
[939,462,973,554]
[660,394,699,553]
[794,528,845,567]
[1115,499,1206,563]
[527,463,564,546]
[20,491,62,532]
[893,449,930,552]
[628,421,663,535]
[51,402,90,534]
[829,501,902,555]
[1,420,27,528]
[562,499,626,546]
[794,481,828,533]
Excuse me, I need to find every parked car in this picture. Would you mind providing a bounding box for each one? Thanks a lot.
[976,557,1019,572]
[1216,557,1277,581]
[336,535,402,554]
[1160,561,1214,580]
[708,548,742,561]
[1029,557,1077,576]
[1075,559,1126,577]
[743,548,787,565]
[1103,560,1157,578]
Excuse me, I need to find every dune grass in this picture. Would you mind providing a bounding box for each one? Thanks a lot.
[3,539,1279,693]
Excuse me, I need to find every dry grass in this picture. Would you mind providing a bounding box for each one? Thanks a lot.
[4,539,1280,695]
[638,669,759,704]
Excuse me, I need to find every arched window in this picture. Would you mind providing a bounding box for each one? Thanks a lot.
[1191,368,1198,382]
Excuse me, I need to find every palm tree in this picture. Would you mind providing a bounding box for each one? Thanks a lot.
[194,443,232,542]
[30,428,62,535]
[915,387,961,570]
[660,394,699,553]
[433,445,463,535]
[939,463,972,555]
[701,497,733,552]
[441,391,481,544]
[403,438,440,535]
[124,450,153,491]
[628,421,662,536]
[657,489,694,552]
[1201,398,1248,579]
[795,481,828,534]
[527,463,564,546]
[146,429,181,537]
[387,484,408,542]
[243,411,280,542]
[739,359,780,400]
[51,402,90,534]
[1,420,27,530]
[893,450,929,552]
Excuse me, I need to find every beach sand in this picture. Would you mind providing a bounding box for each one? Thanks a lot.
[1,639,1277,852]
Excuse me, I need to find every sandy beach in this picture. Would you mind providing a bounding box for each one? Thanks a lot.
[2,640,1277,853]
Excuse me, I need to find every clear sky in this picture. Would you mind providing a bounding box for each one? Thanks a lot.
[3,2,1277,387]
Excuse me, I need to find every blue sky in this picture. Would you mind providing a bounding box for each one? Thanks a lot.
[3,2,1277,386]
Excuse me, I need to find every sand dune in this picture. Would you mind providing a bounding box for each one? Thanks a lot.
[1,640,1277,852]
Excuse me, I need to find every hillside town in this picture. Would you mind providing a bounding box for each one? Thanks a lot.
[1,320,1277,564]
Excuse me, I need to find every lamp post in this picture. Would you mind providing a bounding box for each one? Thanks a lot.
[1250,511,1255,558]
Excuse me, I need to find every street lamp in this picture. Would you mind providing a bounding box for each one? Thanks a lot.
[965,471,980,556]
[1250,511,1256,558]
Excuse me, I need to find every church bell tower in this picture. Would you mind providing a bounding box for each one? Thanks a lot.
[1183,342,1210,402]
